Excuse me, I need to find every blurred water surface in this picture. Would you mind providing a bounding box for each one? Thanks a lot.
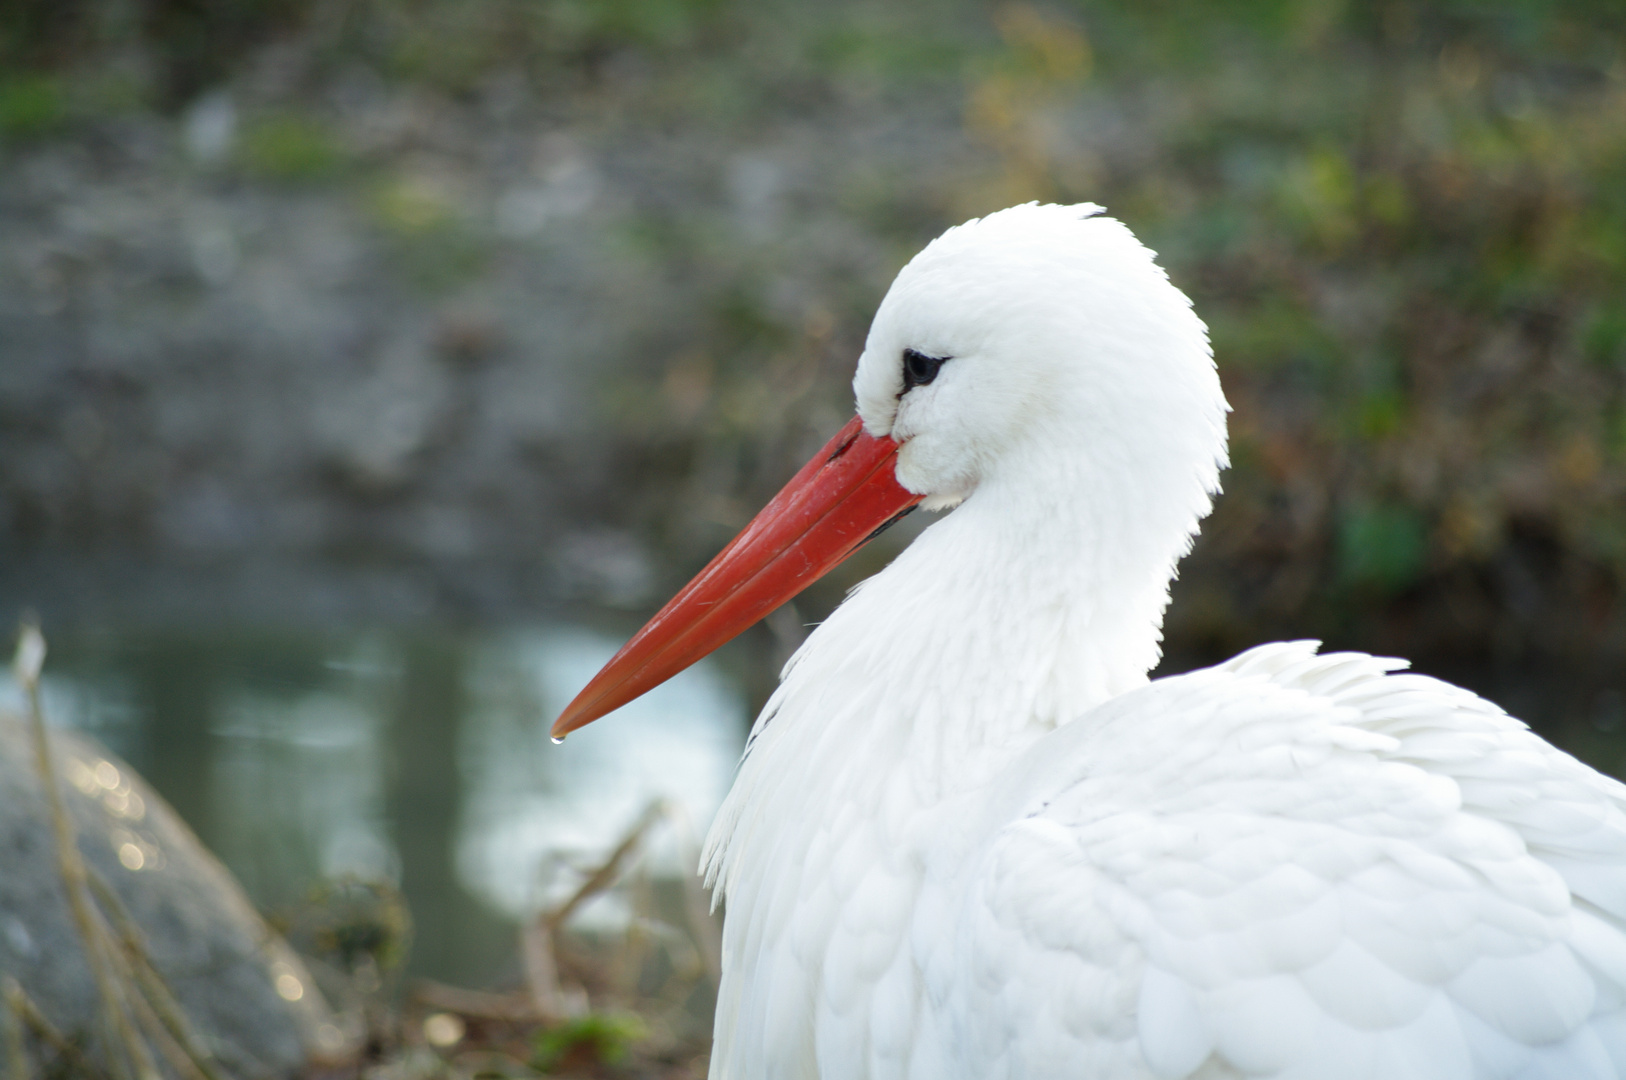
[0,618,747,986]
[6,612,1626,991]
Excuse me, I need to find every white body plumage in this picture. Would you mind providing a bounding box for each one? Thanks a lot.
[697,205,1626,1079]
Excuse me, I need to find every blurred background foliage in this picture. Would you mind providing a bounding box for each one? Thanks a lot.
[3,0,1626,687]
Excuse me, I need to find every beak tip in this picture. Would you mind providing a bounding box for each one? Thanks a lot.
[549,708,587,741]
[551,686,615,740]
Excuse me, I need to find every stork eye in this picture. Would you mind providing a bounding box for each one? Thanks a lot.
[902,349,947,392]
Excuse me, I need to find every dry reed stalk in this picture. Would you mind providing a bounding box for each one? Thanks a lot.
[13,623,161,1080]
[125,986,209,1080]
[410,980,539,1022]
[520,917,565,1022]
[2,977,30,1080]
[542,800,668,934]
[6,979,106,1079]
[518,799,670,1020]
[87,872,228,1080]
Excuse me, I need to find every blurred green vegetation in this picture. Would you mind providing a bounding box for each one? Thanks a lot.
[0,74,65,137]
[4,0,1625,666]
[531,1011,648,1073]
[238,112,344,180]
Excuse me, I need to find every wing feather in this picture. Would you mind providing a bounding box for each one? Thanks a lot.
[921,643,1626,1079]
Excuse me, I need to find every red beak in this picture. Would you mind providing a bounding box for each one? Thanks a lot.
[551,416,922,738]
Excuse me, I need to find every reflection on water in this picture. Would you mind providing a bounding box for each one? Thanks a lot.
[0,623,746,986]
[459,631,742,921]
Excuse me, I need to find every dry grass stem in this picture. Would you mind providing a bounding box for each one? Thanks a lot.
[122,983,210,1080]
[517,799,672,1020]
[15,622,161,1080]
[542,799,668,933]
[3,977,31,1080]
[5,976,106,1079]
[410,981,539,1022]
[87,872,228,1080]
[520,917,566,1022]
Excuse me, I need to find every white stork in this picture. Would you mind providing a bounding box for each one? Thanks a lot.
[552,203,1626,1079]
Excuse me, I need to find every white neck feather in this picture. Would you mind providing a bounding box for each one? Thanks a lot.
[703,414,1218,895]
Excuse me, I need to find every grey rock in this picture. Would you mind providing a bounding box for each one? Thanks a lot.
[0,709,335,1077]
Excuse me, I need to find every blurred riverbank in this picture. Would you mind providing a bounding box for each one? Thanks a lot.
[5,0,1626,669]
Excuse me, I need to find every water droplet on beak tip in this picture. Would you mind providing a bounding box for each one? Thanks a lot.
[550,735,565,745]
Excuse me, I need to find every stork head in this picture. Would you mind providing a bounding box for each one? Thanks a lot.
[552,203,1228,738]
[854,202,1226,512]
